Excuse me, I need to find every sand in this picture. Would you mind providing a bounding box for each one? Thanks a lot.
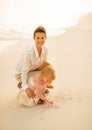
[0,13,92,130]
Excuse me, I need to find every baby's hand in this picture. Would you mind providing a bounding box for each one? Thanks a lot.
[48,101,53,105]
[50,101,53,105]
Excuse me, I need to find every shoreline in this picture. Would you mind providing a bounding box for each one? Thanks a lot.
[0,12,84,52]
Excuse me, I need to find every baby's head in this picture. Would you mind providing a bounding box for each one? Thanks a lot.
[40,65,56,85]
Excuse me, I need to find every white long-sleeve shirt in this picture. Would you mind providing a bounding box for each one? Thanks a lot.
[14,44,48,90]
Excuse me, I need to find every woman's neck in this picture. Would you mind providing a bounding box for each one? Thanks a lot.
[37,47,42,57]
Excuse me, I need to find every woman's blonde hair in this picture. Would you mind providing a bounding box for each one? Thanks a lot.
[40,65,56,84]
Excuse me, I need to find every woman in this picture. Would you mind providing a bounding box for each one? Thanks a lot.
[14,26,50,98]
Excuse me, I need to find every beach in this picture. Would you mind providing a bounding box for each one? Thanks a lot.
[0,13,92,130]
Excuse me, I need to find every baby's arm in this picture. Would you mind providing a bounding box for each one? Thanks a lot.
[34,77,53,105]
[36,88,53,105]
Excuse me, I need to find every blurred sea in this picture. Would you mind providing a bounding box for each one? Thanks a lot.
[0,13,89,51]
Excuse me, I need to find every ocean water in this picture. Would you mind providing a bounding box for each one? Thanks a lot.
[0,12,91,51]
[0,0,92,51]
[0,14,80,51]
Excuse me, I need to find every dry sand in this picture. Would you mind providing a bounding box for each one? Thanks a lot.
[0,13,92,130]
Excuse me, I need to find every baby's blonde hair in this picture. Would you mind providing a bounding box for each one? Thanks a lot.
[40,65,56,84]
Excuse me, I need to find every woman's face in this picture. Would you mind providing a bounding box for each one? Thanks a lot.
[34,32,46,49]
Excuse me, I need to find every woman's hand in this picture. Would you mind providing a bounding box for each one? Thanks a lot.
[25,88,35,98]
[47,85,54,89]
[40,62,50,69]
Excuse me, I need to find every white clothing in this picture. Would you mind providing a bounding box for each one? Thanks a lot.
[17,77,39,107]
[14,44,48,89]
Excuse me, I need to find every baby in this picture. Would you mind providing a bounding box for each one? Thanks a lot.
[17,65,56,107]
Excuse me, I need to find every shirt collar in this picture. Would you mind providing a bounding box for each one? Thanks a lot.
[34,44,45,57]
